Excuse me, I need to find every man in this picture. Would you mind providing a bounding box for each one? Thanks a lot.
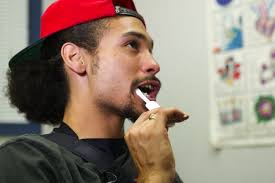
[0,0,188,182]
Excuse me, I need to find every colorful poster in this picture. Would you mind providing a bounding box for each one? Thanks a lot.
[243,0,275,46]
[212,8,243,53]
[209,0,275,147]
[213,51,245,94]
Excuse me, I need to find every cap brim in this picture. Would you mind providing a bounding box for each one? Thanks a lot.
[9,38,45,68]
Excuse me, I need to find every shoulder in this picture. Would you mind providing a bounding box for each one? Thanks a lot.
[0,134,62,182]
[0,134,101,182]
[0,134,61,158]
[0,134,67,167]
[0,134,54,147]
[0,134,84,165]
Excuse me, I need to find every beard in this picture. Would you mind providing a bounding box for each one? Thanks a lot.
[95,76,161,123]
[120,101,144,122]
[96,93,145,123]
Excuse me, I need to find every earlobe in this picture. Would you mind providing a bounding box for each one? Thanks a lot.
[61,43,86,74]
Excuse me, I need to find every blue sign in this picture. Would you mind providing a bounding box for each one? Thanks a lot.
[216,0,232,6]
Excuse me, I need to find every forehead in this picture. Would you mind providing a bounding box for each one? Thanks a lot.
[102,16,152,42]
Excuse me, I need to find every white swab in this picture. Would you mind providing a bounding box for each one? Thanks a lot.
[135,88,175,128]
[135,88,160,111]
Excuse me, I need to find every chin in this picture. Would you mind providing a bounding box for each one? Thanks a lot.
[122,105,145,123]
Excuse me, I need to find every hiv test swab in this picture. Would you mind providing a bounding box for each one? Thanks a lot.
[135,88,175,127]
[135,88,160,110]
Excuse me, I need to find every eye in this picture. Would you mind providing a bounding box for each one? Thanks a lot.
[126,40,140,50]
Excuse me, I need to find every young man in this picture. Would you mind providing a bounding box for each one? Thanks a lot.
[0,0,188,182]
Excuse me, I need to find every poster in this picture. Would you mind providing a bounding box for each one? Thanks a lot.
[208,0,275,147]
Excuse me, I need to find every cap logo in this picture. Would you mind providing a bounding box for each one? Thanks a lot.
[115,6,145,23]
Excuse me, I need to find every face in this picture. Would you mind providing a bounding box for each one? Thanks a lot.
[86,16,161,122]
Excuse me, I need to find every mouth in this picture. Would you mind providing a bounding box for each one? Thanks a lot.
[135,80,161,101]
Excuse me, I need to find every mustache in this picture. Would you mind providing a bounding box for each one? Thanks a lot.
[131,76,162,91]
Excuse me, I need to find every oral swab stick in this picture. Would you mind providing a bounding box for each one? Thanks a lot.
[135,88,160,111]
[135,88,175,127]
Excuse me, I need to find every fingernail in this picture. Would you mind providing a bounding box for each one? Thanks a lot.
[183,114,189,119]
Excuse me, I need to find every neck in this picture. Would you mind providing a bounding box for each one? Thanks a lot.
[63,68,126,139]
[63,97,125,139]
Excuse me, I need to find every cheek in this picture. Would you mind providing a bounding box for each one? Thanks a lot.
[98,54,139,83]
[95,60,135,96]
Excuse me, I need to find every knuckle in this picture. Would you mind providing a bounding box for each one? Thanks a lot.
[127,128,139,137]
[124,132,131,142]
[136,129,146,138]
[154,107,164,115]
[131,128,150,139]
[125,131,130,138]
[156,107,163,112]
[140,111,149,117]
[171,107,178,111]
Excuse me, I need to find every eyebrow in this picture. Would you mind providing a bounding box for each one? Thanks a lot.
[122,31,154,52]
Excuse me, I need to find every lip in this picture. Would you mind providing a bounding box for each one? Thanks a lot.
[135,80,161,101]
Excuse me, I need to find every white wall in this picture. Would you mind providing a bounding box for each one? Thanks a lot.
[134,1,275,183]
[0,0,28,144]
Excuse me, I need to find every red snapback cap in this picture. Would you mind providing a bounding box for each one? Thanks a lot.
[9,0,144,68]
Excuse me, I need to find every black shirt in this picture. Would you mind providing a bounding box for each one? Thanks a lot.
[55,122,127,161]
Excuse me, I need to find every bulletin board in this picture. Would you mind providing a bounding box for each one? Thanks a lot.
[208,0,275,148]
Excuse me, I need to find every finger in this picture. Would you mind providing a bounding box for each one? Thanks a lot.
[131,107,162,126]
[130,110,152,128]
[163,107,189,124]
[137,108,189,129]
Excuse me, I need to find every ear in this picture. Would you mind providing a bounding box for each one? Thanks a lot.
[61,42,86,74]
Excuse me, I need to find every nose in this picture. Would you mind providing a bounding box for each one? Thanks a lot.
[141,54,160,75]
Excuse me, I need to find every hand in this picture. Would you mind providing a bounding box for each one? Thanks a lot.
[124,107,189,183]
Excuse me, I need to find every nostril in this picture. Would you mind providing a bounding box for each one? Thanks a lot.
[151,63,160,74]
[146,68,155,73]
